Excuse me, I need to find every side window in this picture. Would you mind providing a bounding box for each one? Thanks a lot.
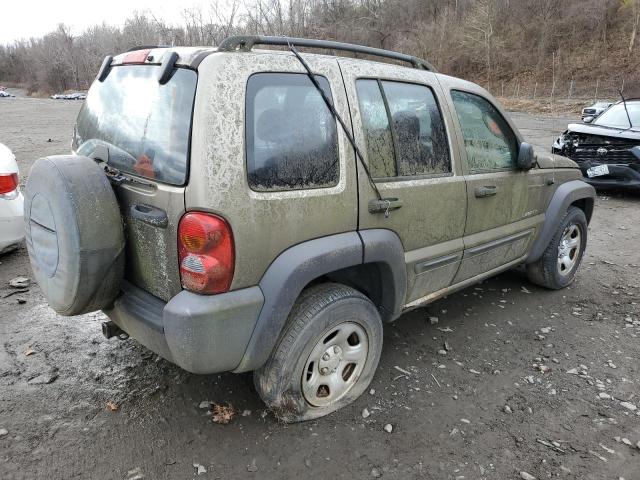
[356,79,451,179]
[382,81,451,176]
[356,80,396,178]
[246,73,339,191]
[450,90,518,172]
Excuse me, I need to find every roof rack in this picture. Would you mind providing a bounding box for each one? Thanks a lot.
[216,35,436,72]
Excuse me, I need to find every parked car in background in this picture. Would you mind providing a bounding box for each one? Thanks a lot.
[24,37,595,422]
[0,143,25,253]
[581,101,612,120]
[51,92,87,100]
[0,90,15,98]
[553,99,640,192]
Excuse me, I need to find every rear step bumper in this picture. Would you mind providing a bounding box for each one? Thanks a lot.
[103,281,264,374]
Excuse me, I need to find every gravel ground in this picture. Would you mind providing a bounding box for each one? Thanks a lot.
[0,97,639,480]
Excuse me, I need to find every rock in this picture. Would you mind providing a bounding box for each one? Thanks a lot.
[549,389,557,395]
[384,424,393,433]
[126,467,144,480]
[438,349,447,356]
[620,402,637,412]
[429,316,439,325]
[28,373,58,385]
[469,369,481,375]
[540,327,551,334]
[0,428,7,437]
[193,463,207,475]
[636,441,640,450]
[247,459,258,472]
[17,298,26,304]
[371,467,382,478]
[520,472,536,480]
[622,438,632,446]
[9,276,30,288]
[198,401,212,409]
[460,418,470,424]
[566,368,579,375]
[598,392,611,399]
[242,409,252,417]
[369,389,376,395]
[504,405,513,414]
[362,408,371,419]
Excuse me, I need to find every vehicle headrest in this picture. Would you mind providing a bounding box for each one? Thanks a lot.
[392,111,420,139]
[255,109,287,142]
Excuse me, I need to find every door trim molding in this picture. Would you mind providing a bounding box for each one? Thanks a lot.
[414,252,462,274]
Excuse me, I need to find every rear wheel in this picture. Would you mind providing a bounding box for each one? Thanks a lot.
[526,206,587,289]
[254,283,383,422]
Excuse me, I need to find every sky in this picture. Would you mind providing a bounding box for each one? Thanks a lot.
[0,0,221,45]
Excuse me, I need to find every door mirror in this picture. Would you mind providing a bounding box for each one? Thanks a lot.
[517,142,535,170]
[583,116,594,123]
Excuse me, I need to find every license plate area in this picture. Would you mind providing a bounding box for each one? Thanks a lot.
[586,164,609,178]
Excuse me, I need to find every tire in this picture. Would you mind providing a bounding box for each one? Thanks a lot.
[254,283,383,422]
[24,155,125,315]
[526,206,587,290]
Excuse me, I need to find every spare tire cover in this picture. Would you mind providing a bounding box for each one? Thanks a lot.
[24,155,124,316]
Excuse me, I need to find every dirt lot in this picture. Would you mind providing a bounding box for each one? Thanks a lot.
[1,97,639,480]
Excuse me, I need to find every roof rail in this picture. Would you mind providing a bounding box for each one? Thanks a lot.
[216,35,436,72]
[126,45,169,52]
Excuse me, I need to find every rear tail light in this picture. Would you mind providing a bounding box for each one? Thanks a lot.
[178,212,235,294]
[0,173,18,195]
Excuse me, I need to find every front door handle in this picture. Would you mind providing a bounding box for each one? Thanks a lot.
[474,185,498,198]
[368,197,403,215]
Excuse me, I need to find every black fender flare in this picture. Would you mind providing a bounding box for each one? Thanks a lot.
[233,229,407,372]
[526,179,595,263]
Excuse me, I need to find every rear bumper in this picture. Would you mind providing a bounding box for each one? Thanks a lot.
[103,282,264,374]
[0,192,25,252]
[580,164,640,192]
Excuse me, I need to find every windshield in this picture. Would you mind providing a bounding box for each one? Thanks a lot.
[593,102,640,129]
[73,65,197,185]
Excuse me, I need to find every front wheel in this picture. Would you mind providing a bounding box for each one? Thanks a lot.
[254,283,383,422]
[526,206,588,289]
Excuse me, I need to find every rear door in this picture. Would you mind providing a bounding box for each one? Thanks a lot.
[74,63,197,301]
[339,60,467,305]
[439,83,548,282]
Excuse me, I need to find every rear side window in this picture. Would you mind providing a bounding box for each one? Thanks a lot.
[246,73,339,191]
[74,66,197,185]
[356,79,451,179]
[450,90,518,171]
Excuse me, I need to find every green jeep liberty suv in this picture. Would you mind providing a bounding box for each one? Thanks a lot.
[24,36,596,421]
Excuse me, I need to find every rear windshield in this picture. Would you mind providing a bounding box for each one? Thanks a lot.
[73,65,197,185]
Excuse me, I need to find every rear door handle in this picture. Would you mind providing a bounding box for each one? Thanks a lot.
[130,204,168,228]
[368,197,403,215]
[474,186,498,198]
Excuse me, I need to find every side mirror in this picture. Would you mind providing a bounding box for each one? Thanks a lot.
[517,142,535,170]
[583,116,594,123]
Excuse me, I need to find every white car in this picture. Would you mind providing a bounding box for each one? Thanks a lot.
[581,101,613,120]
[0,143,25,253]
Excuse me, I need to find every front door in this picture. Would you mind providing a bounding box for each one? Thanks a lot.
[442,86,548,282]
[339,60,467,305]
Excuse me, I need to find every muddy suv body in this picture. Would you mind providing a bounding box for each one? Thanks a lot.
[24,36,595,421]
